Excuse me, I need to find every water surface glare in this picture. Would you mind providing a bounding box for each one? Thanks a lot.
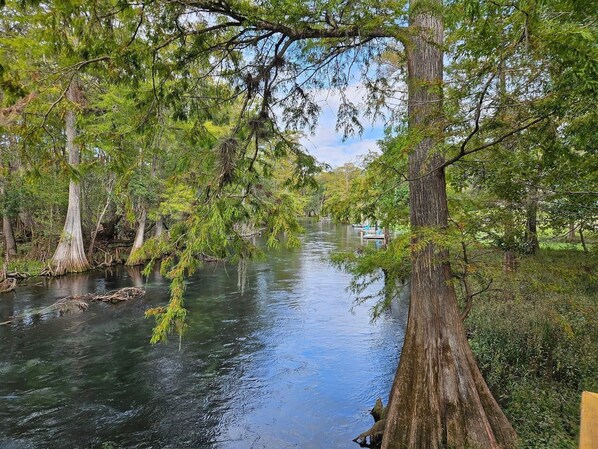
[0,221,406,449]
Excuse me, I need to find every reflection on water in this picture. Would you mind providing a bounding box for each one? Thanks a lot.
[0,221,406,449]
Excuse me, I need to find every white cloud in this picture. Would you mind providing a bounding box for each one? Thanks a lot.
[299,84,385,167]
[302,133,382,168]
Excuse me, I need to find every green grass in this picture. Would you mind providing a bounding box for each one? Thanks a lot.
[539,240,587,251]
[6,258,45,276]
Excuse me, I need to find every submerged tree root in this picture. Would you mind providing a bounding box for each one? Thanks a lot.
[0,267,23,294]
[0,277,17,293]
[0,287,145,325]
[353,398,387,448]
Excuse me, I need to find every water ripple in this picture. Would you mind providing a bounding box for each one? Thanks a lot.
[0,221,406,449]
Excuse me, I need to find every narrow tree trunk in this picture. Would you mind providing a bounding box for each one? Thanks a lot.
[0,138,17,259]
[503,250,517,273]
[87,189,112,263]
[151,155,164,239]
[382,3,517,448]
[0,182,17,259]
[126,207,147,266]
[566,222,576,242]
[579,227,588,253]
[524,193,539,255]
[2,215,17,259]
[154,218,164,238]
[503,209,517,273]
[49,80,90,275]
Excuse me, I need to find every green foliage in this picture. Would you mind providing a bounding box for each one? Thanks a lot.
[139,115,316,342]
[332,233,411,317]
[319,162,363,223]
[7,258,45,275]
[319,128,415,230]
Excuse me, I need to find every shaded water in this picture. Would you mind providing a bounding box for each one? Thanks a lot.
[0,221,406,449]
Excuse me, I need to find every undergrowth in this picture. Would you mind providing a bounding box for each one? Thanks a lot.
[466,249,598,449]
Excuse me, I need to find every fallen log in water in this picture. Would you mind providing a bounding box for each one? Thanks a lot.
[86,287,145,303]
[0,287,145,325]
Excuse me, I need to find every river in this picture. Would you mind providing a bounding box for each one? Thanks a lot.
[0,221,406,449]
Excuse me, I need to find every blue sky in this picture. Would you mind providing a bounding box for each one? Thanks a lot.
[298,84,386,168]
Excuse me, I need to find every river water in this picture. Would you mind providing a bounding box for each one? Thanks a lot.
[0,221,406,449]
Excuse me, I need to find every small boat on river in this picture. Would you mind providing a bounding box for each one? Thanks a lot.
[362,232,385,240]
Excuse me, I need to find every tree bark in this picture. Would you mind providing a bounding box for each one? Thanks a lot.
[0,138,17,259]
[524,192,539,255]
[151,155,164,239]
[49,79,90,275]
[381,2,517,448]
[579,227,588,253]
[503,250,517,273]
[126,207,147,266]
[87,187,113,263]
[566,222,576,242]
[503,208,517,273]
[154,218,164,238]
[2,215,17,259]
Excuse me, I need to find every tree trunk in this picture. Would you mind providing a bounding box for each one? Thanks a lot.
[381,3,517,448]
[99,214,121,241]
[0,138,17,259]
[503,208,517,273]
[579,227,588,253]
[87,189,113,263]
[49,80,90,275]
[524,193,539,255]
[503,250,517,273]
[126,207,147,266]
[151,155,164,239]
[566,222,576,242]
[154,218,164,238]
[2,215,17,259]
[0,181,17,260]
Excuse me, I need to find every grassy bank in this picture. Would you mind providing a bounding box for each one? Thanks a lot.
[5,258,45,277]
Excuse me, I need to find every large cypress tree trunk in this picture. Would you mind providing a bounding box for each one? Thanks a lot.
[382,2,517,448]
[126,207,147,266]
[49,80,90,275]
